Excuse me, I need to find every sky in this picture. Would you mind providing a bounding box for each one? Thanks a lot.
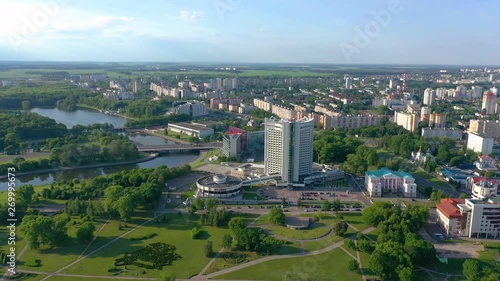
[0,0,498,65]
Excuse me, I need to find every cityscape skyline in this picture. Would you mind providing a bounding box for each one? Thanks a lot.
[1,0,499,65]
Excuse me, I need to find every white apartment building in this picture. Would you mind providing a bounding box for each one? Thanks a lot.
[322,115,382,129]
[437,197,500,238]
[102,91,134,100]
[264,117,314,186]
[470,119,500,139]
[171,101,208,117]
[423,88,436,106]
[421,128,462,140]
[467,132,494,154]
[364,168,417,198]
[394,111,419,132]
[482,91,496,114]
[253,98,272,111]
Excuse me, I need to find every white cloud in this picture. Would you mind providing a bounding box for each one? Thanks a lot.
[180,10,204,23]
[50,16,136,31]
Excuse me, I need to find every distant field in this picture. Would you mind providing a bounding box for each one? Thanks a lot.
[0,68,335,80]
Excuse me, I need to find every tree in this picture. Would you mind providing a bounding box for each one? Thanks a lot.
[398,266,414,281]
[369,241,412,281]
[229,218,245,235]
[463,259,482,281]
[331,199,342,213]
[17,184,35,206]
[485,170,495,178]
[358,239,375,253]
[322,200,331,211]
[20,215,68,249]
[333,220,348,236]
[459,193,467,199]
[269,207,285,225]
[221,234,233,249]
[21,100,31,109]
[115,194,136,223]
[204,240,214,257]
[344,238,355,249]
[348,260,359,272]
[76,222,96,243]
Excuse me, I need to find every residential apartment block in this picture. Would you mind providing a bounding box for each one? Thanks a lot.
[467,132,494,155]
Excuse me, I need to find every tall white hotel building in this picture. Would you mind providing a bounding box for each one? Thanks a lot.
[264,117,314,186]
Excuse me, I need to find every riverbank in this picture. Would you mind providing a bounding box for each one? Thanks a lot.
[77,103,139,121]
[142,130,191,145]
[0,153,159,179]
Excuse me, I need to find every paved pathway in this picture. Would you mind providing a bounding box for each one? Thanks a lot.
[203,226,378,280]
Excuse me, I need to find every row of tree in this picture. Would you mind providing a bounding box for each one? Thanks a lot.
[362,202,434,281]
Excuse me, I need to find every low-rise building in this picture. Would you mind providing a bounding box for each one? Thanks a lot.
[475,155,496,171]
[436,197,500,238]
[167,122,214,138]
[436,198,466,237]
[365,168,417,198]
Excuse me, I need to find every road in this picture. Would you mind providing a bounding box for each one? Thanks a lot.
[411,173,460,198]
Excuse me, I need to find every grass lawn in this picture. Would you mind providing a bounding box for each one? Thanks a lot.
[61,214,254,279]
[165,130,195,142]
[411,169,451,188]
[0,184,51,204]
[181,190,194,201]
[358,250,378,280]
[243,186,261,192]
[423,258,466,275]
[204,249,260,275]
[302,237,336,252]
[214,247,361,281]
[241,192,265,200]
[275,241,302,255]
[342,213,370,231]
[266,223,331,240]
[253,214,271,225]
[0,153,51,164]
[16,215,109,273]
[191,149,221,169]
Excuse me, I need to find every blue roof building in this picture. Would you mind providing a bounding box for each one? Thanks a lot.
[365,168,417,198]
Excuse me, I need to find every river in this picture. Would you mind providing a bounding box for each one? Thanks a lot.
[0,108,199,189]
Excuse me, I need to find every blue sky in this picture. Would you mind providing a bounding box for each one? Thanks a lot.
[0,0,498,64]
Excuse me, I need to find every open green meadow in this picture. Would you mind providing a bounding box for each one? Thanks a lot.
[214,247,361,281]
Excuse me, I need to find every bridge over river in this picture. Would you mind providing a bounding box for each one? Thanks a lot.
[136,143,221,152]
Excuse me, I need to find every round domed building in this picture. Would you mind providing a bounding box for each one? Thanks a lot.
[195,174,243,198]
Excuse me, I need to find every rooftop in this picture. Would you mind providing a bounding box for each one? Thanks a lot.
[169,122,213,131]
[197,175,242,188]
[437,198,465,219]
[366,167,414,180]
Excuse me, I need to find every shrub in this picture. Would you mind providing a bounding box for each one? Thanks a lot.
[130,233,158,241]
[344,238,355,249]
[191,227,201,239]
[25,257,40,267]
